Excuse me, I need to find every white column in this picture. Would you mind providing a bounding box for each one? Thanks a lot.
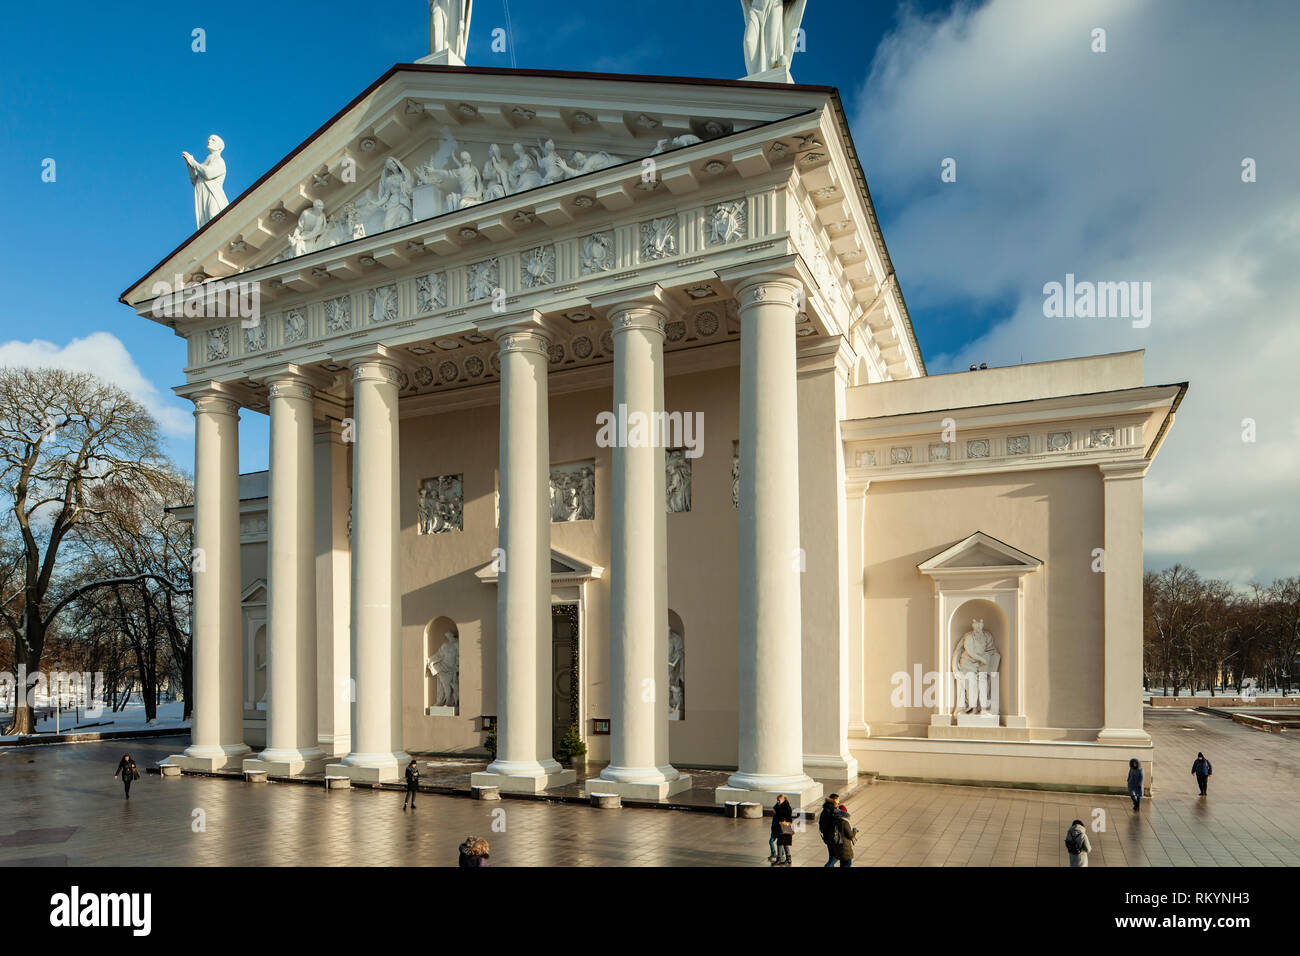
[326,351,407,782]
[171,385,249,771]
[1097,461,1151,744]
[717,275,822,808]
[471,315,575,794]
[245,370,325,775]
[594,291,691,800]
[313,415,352,758]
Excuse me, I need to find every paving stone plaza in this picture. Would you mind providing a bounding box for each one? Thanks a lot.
[2,709,1295,868]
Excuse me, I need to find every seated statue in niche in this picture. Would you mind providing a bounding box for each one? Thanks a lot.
[951,617,1000,714]
[426,631,460,709]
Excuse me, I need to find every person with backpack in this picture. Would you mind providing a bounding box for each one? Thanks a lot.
[768,793,794,865]
[1065,819,1092,866]
[818,793,841,867]
[1191,752,1212,796]
[1127,757,1145,811]
[830,804,858,867]
[113,753,139,800]
[402,758,420,809]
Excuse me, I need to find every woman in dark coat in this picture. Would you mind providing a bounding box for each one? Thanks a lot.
[458,836,490,867]
[1127,757,1145,811]
[114,753,139,800]
[769,794,794,866]
[1191,752,1212,796]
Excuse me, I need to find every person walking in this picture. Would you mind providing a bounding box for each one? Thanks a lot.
[830,804,858,867]
[768,793,793,864]
[1065,819,1092,867]
[818,793,841,867]
[402,758,420,809]
[1191,752,1212,796]
[1127,757,1145,811]
[458,836,490,867]
[113,753,139,800]
[770,794,795,866]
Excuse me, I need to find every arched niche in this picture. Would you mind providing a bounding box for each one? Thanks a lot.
[668,609,685,721]
[424,616,460,716]
[946,598,1009,717]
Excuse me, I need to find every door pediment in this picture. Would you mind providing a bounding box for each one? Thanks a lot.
[918,532,1042,576]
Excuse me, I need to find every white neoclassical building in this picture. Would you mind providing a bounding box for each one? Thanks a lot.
[126,17,1185,801]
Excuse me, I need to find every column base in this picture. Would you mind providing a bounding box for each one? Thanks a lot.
[802,753,860,787]
[715,773,823,812]
[243,748,327,777]
[471,759,576,794]
[1096,727,1152,745]
[325,751,409,784]
[317,734,351,758]
[586,773,693,802]
[168,743,252,771]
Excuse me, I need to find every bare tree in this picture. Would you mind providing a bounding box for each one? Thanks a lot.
[0,367,166,734]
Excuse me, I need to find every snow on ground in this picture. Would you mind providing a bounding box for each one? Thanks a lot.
[0,698,189,742]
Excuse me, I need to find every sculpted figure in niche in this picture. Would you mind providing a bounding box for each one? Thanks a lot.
[951,618,1001,714]
[427,631,460,709]
[667,627,685,720]
[182,134,229,229]
[666,449,691,513]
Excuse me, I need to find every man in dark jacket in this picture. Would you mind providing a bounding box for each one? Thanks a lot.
[113,753,138,800]
[830,805,858,867]
[1127,758,1145,811]
[1191,752,1212,796]
[818,793,841,867]
[403,759,420,809]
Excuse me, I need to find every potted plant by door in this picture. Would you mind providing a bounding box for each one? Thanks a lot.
[558,724,587,769]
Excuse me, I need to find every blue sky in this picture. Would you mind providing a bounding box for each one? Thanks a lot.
[2,0,1298,583]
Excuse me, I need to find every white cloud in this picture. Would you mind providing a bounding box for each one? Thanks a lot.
[856,0,1300,585]
[0,332,193,438]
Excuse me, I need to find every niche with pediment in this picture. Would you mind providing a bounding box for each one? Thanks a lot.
[918,532,1042,735]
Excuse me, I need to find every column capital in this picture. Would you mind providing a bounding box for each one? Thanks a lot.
[176,381,240,418]
[329,344,403,387]
[474,308,548,341]
[254,363,330,397]
[590,284,671,337]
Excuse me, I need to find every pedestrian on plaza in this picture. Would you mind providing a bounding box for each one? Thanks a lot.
[1127,757,1145,811]
[458,835,490,867]
[829,804,857,867]
[768,793,794,866]
[402,758,420,809]
[1191,752,1212,796]
[113,753,139,800]
[818,792,841,867]
[1065,819,1092,867]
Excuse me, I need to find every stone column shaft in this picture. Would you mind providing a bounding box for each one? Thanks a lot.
[327,355,407,782]
[471,318,575,794]
[718,275,822,807]
[596,297,690,799]
[179,388,249,770]
[250,374,324,773]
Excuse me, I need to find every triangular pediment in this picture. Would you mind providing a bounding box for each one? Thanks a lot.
[241,578,268,603]
[475,548,604,584]
[121,64,831,311]
[918,532,1042,573]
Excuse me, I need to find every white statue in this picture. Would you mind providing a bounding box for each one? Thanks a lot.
[951,618,1001,714]
[363,157,415,230]
[666,450,691,513]
[287,199,328,256]
[510,142,542,191]
[536,139,577,185]
[427,631,460,709]
[667,628,685,720]
[182,134,229,229]
[419,150,484,210]
[428,0,473,63]
[740,0,807,76]
[482,143,511,200]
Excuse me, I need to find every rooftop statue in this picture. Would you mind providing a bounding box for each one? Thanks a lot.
[182,134,229,229]
[428,0,473,65]
[740,0,807,77]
